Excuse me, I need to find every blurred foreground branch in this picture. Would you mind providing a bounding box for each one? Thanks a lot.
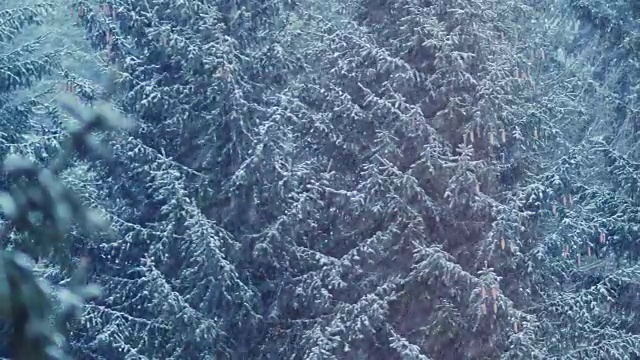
[0,94,131,360]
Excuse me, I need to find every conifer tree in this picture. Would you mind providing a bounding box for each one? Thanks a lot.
[247,0,546,357]
[67,0,300,357]
[492,0,640,357]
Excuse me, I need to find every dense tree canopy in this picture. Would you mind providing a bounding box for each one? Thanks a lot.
[0,0,638,358]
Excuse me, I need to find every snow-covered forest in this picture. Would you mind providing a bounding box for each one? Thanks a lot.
[0,0,638,358]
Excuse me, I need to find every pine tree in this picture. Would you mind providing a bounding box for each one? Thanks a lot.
[67,0,301,357]
[248,0,547,357]
[492,0,640,358]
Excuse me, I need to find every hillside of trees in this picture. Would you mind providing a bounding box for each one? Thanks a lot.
[0,0,638,358]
